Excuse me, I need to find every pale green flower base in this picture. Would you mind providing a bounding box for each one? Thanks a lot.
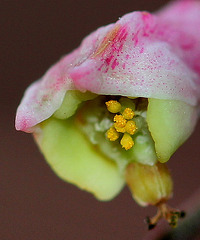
[33,93,198,203]
[147,99,198,163]
[35,117,125,201]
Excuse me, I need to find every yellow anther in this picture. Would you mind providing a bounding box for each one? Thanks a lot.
[106,127,119,141]
[120,133,134,150]
[106,100,121,113]
[114,114,127,128]
[125,120,137,135]
[114,124,126,133]
[105,100,137,149]
[122,108,135,120]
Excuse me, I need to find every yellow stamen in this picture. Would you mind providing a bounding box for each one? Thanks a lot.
[106,127,119,141]
[122,108,135,120]
[114,124,126,133]
[120,133,134,150]
[125,120,137,135]
[114,114,127,128]
[105,99,137,150]
[106,100,121,113]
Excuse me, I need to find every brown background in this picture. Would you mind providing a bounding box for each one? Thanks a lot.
[1,0,200,239]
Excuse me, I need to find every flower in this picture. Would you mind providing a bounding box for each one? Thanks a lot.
[16,0,200,227]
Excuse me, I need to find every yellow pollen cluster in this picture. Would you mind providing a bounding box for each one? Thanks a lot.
[106,127,119,141]
[122,108,135,119]
[105,100,137,150]
[125,120,137,135]
[105,100,121,113]
[120,133,134,150]
[114,115,127,128]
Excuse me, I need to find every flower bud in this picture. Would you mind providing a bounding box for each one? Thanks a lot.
[125,162,173,206]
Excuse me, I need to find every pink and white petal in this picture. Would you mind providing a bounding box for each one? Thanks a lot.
[16,0,200,133]
[15,58,75,133]
[15,24,114,132]
[157,0,200,81]
[15,78,70,133]
[71,10,200,106]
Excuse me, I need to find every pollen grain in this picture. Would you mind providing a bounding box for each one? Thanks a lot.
[114,124,126,133]
[122,108,135,119]
[125,120,137,135]
[120,133,134,150]
[114,114,127,128]
[106,100,121,113]
[106,127,119,141]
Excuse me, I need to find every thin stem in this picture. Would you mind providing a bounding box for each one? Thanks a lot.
[143,188,200,240]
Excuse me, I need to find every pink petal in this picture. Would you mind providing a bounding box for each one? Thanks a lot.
[16,0,200,132]
[15,59,74,132]
[71,3,200,105]
[15,25,114,132]
[157,0,200,83]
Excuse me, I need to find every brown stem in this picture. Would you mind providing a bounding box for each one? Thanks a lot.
[143,188,200,240]
[146,202,185,229]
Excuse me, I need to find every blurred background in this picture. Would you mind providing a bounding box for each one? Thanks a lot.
[1,0,200,239]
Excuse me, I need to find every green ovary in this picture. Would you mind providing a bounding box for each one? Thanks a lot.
[36,117,125,201]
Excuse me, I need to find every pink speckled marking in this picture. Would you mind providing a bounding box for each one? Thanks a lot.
[132,30,140,46]
[105,55,114,66]
[19,119,30,131]
[111,59,119,70]
[100,25,128,60]
[140,47,144,53]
